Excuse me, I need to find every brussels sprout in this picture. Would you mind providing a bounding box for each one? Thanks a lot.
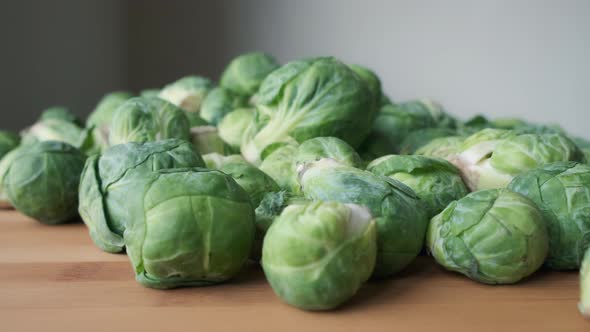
[124,168,255,289]
[348,64,382,106]
[21,117,94,154]
[158,75,213,115]
[299,160,428,277]
[399,127,458,155]
[427,189,548,284]
[190,126,234,155]
[200,87,248,125]
[109,97,191,146]
[580,248,590,318]
[218,108,256,150]
[202,153,245,169]
[414,135,464,159]
[78,139,204,253]
[86,91,133,152]
[241,57,376,164]
[1,141,85,224]
[508,162,590,270]
[359,99,456,158]
[220,52,279,96]
[367,155,468,217]
[140,89,160,98]
[0,131,19,160]
[262,201,377,310]
[260,137,362,193]
[40,106,82,125]
[451,129,585,191]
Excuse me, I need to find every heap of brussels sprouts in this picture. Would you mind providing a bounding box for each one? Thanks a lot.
[2,52,590,315]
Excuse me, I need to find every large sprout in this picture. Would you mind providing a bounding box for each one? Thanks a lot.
[200,87,248,125]
[508,162,590,270]
[260,137,362,193]
[262,201,376,310]
[367,155,468,217]
[427,189,548,284]
[0,141,86,224]
[241,57,376,164]
[124,168,255,289]
[218,108,256,150]
[78,139,205,253]
[220,52,279,97]
[451,128,585,191]
[299,160,428,277]
[359,99,457,159]
[109,97,191,146]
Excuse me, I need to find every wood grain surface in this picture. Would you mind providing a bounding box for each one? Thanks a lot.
[0,210,588,332]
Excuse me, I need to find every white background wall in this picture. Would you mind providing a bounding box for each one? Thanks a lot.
[2,0,589,138]
[223,0,590,137]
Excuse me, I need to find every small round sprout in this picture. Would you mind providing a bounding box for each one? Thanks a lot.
[509,162,590,269]
[262,201,377,310]
[220,52,279,96]
[580,248,590,318]
[299,159,428,278]
[200,87,248,125]
[78,139,205,253]
[86,91,133,151]
[219,162,280,208]
[1,141,86,224]
[241,57,375,164]
[451,129,585,191]
[158,75,213,114]
[427,189,549,284]
[259,144,299,192]
[109,97,191,146]
[125,168,255,289]
[218,108,256,150]
[367,155,468,217]
[202,153,245,169]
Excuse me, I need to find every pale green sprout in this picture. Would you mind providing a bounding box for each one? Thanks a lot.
[414,136,464,159]
[451,129,585,191]
[262,201,377,310]
[427,189,548,284]
[200,87,248,125]
[220,52,279,96]
[190,126,234,155]
[158,75,213,114]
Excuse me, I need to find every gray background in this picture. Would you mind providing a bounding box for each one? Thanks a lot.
[1,0,588,137]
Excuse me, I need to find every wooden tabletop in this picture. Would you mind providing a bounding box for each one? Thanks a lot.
[0,210,588,332]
